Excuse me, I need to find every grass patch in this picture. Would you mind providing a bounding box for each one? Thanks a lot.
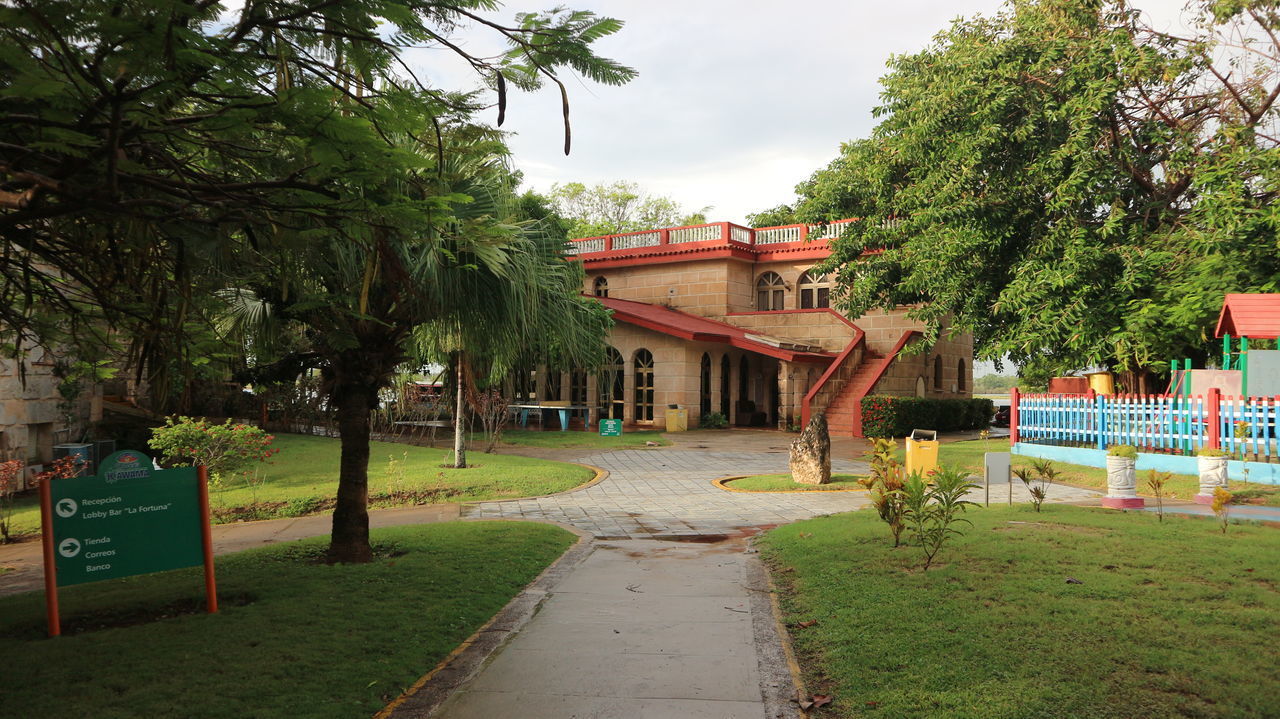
[908,439,1280,504]
[724,474,867,492]
[474,428,670,449]
[761,505,1279,719]
[0,521,574,719]
[5,433,594,534]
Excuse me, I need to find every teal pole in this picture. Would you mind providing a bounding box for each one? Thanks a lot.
[1241,337,1249,396]
[1223,335,1232,370]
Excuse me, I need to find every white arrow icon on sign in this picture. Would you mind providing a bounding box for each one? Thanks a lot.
[58,538,81,558]
[55,498,78,518]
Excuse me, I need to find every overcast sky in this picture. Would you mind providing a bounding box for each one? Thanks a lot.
[408,0,1195,226]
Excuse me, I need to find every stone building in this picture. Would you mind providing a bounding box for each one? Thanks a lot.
[520,219,973,437]
[0,345,98,487]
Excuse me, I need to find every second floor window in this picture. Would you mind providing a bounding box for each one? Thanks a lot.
[593,276,609,297]
[755,272,785,310]
[798,270,831,309]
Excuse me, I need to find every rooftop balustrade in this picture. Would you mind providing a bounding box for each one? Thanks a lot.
[564,219,858,257]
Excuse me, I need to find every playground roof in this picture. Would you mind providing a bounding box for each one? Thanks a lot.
[1215,293,1280,339]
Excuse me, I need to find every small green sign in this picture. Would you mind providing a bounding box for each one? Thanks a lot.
[599,419,623,437]
[48,451,204,587]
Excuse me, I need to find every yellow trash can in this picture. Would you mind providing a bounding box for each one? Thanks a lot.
[664,407,688,432]
[1085,371,1114,395]
[905,429,939,477]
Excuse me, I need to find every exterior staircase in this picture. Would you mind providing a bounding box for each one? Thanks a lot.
[825,350,885,436]
[803,327,926,434]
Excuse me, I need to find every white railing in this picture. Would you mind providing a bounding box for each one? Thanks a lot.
[612,231,662,250]
[669,225,722,243]
[568,238,605,254]
[729,225,754,244]
[808,220,852,240]
[755,226,801,244]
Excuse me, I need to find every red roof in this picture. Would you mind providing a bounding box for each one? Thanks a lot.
[1215,294,1280,339]
[595,296,835,364]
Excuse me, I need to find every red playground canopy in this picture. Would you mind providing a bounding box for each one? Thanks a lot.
[1215,293,1280,339]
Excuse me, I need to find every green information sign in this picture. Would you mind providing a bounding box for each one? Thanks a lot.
[599,419,623,437]
[47,450,204,587]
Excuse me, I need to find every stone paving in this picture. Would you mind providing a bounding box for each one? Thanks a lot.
[462,446,1103,539]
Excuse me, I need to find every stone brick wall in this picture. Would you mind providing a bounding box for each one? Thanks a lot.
[585,260,739,318]
[0,350,94,486]
[721,310,856,353]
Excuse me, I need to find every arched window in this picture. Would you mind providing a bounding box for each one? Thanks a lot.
[720,354,731,417]
[956,359,966,392]
[700,353,712,417]
[598,348,624,419]
[593,276,609,297]
[798,269,831,309]
[755,272,785,311]
[933,355,943,390]
[633,349,655,422]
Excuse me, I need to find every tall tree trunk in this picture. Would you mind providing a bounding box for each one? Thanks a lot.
[327,362,377,564]
[453,355,467,469]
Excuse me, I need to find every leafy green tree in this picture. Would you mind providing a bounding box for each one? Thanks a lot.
[1,0,635,562]
[549,181,710,238]
[783,0,1280,388]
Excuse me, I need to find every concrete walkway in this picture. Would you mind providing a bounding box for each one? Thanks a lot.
[425,537,790,719]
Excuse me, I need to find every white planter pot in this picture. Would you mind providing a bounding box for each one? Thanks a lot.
[1105,455,1138,498]
[1196,455,1229,504]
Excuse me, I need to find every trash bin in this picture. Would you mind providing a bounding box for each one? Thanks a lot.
[904,429,939,477]
[53,443,94,476]
[1085,371,1114,395]
[664,406,688,432]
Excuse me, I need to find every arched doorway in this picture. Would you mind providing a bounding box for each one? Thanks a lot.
[720,354,731,417]
[700,353,712,418]
[598,348,625,420]
[633,349,655,422]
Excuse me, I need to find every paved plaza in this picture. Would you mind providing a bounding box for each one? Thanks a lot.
[462,439,1103,539]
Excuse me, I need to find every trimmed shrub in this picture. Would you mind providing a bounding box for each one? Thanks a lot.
[860,396,994,438]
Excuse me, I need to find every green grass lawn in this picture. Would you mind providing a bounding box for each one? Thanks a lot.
[474,428,670,449]
[906,439,1280,504]
[724,473,868,491]
[0,521,573,719]
[761,505,1279,719]
[5,433,594,534]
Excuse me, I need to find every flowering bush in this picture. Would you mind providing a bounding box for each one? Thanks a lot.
[860,396,994,437]
[149,416,278,485]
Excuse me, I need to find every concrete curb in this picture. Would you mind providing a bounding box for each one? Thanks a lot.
[713,474,869,494]
[745,540,805,719]
[375,521,596,719]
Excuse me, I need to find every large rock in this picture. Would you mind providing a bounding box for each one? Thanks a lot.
[790,414,831,485]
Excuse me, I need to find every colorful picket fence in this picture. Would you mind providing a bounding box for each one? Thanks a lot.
[1013,390,1280,462]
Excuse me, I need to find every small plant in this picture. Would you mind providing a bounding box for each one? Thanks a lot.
[1233,421,1252,461]
[901,465,980,570]
[1195,447,1230,457]
[0,458,27,543]
[699,412,729,429]
[1107,445,1138,459]
[1211,486,1232,533]
[861,437,908,547]
[1145,470,1171,522]
[385,451,409,495]
[149,416,278,485]
[470,389,509,453]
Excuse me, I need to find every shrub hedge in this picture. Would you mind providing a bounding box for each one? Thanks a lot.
[860,396,994,438]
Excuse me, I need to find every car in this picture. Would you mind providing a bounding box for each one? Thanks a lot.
[992,405,1010,428]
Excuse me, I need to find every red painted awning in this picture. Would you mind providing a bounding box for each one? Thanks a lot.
[594,296,834,364]
[1215,293,1280,339]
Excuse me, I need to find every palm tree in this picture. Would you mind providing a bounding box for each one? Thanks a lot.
[223,127,608,562]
